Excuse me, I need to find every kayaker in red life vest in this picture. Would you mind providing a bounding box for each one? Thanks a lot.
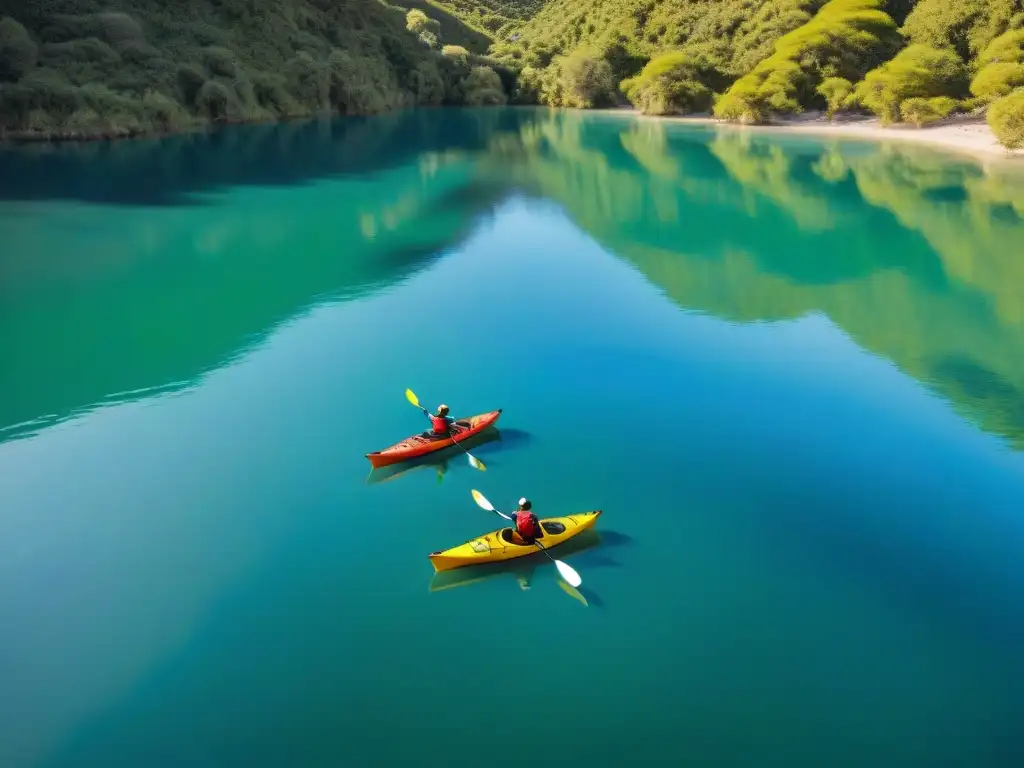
[422,403,454,437]
[512,498,542,545]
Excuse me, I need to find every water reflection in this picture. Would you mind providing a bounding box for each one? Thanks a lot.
[481,112,1024,449]
[2,108,1023,449]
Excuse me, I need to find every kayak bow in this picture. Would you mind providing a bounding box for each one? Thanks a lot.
[365,409,502,469]
[429,510,602,572]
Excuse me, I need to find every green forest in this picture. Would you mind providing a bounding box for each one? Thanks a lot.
[0,0,1022,147]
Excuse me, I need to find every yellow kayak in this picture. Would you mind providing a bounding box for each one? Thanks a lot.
[428,510,602,572]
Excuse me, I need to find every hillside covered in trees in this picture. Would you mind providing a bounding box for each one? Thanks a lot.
[0,0,1022,147]
[0,0,513,139]
[490,0,1024,148]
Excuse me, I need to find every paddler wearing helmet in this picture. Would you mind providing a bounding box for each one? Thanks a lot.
[512,498,542,545]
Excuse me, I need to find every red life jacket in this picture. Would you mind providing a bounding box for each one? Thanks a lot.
[515,510,536,538]
[431,415,450,434]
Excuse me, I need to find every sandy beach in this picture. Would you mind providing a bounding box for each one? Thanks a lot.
[602,108,1023,162]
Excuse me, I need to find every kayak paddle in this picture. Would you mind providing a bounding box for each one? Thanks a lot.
[406,388,486,471]
[470,489,583,588]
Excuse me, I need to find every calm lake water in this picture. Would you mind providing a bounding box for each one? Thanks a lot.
[3,107,1024,767]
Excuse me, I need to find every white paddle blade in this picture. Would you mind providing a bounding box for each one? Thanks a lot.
[405,388,420,408]
[555,560,582,588]
[471,489,494,511]
[468,454,486,471]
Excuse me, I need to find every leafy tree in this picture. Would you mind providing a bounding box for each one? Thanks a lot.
[987,88,1024,148]
[463,65,507,104]
[715,0,900,123]
[549,48,616,108]
[817,76,854,119]
[900,95,958,125]
[854,44,968,123]
[620,52,720,115]
[970,30,1024,103]
[901,0,1022,62]
[0,16,37,82]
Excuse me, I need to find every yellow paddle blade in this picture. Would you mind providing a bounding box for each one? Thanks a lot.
[471,489,493,511]
[558,579,589,607]
[468,454,487,472]
[405,388,420,408]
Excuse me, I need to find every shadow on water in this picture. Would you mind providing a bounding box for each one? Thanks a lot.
[428,527,633,609]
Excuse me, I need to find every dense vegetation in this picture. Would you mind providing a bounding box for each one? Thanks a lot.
[0,0,513,139]
[484,0,1024,149]
[1,0,1022,147]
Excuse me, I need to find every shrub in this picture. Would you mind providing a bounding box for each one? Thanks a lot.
[987,89,1024,149]
[0,68,82,127]
[406,10,433,35]
[976,29,1024,68]
[202,46,237,78]
[553,48,616,108]
[971,63,1024,102]
[286,52,330,110]
[94,12,145,49]
[970,30,1024,104]
[40,38,121,68]
[406,9,441,49]
[409,59,445,106]
[63,107,106,135]
[620,52,718,115]
[195,79,231,120]
[327,49,393,114]
[513,64,543,104]
[0,16,37,82]
[176,64,206,106]
[817,76,854,119]
[251,71,299,115]
[714,80,767,123]
[900,95,958,126]
[119,40,159,64]
[901,0,1018,62]
[442,45,470,61]
[140,89,190,132]
[463,65,507,105]
[855,44,967,124]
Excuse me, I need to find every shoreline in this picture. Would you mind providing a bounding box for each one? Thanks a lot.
[598,107,1023,162]
[3,105,1022,163]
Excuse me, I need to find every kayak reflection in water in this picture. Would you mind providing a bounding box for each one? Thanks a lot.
[511,498,543,545]
[421,403,454,437]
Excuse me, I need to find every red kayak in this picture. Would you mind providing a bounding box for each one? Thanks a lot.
[365,409,502,469]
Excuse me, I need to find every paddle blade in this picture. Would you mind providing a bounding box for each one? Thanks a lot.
[471,489,495,511]
[468,454,487,472]
[555,560,582,588]
[405,388,420,408]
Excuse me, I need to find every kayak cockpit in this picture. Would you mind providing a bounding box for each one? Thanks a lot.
[498,520,567,546]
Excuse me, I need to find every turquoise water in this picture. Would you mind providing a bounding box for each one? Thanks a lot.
[2,108,1024,766]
